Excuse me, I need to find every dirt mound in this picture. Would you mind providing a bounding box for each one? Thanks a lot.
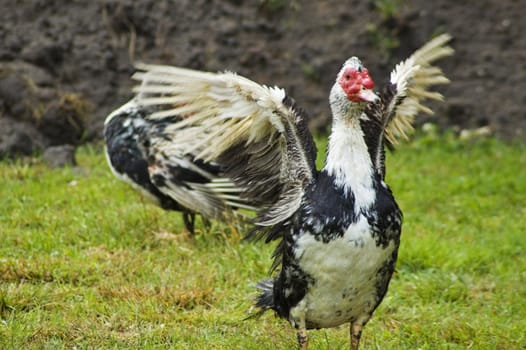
[1,0,524,158]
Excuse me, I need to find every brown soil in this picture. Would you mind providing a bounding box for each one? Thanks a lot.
[1,0,524,157]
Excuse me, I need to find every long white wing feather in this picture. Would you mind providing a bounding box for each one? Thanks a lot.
[132,64,317,226]
[385,33,454,144]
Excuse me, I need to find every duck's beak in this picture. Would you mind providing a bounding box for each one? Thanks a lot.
[358,88,379,103]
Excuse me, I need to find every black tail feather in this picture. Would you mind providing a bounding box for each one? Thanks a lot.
[255,279,275,310]
[245,279,275,320]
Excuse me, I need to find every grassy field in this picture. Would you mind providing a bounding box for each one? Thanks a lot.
[1,132,525,349]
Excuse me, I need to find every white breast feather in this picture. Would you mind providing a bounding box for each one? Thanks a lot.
[324,119,376,212]
[290,216,394,328]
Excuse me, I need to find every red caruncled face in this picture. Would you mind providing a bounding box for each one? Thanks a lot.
[338,68,375,102]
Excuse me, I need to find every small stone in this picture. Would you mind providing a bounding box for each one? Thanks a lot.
[42,144,77,168]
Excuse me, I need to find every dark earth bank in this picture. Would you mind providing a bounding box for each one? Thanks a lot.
[1,0,525,159]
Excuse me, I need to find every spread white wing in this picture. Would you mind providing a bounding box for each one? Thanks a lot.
[384,33,454,144]
[363,34,453,178]
[132,64,318,226]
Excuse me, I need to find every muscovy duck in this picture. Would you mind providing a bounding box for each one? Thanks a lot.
[104,99,253,234]
[130,34,453,349]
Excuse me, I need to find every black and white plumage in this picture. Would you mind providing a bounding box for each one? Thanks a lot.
[130,34,453,349]
[104,99,253,233]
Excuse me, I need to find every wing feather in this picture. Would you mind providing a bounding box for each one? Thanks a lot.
[132,64,317,228]
[364,34,453,177]
[385,33,454,144]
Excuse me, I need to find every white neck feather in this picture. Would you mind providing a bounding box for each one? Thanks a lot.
[323,117,376,211]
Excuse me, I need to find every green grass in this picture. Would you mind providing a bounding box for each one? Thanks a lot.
[1,132,525,349]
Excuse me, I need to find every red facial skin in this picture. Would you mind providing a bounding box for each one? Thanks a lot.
[338,68,375,102]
